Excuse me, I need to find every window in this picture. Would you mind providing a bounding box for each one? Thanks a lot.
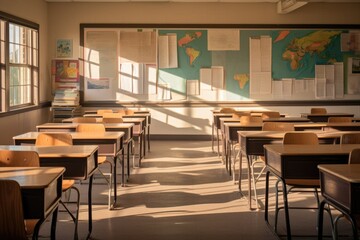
[0,12,39,112]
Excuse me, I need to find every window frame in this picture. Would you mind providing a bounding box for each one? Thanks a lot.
[0,11,39,112]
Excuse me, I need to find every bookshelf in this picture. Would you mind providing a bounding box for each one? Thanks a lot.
[51,89,81,122]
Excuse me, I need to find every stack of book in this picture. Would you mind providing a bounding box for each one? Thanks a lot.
[52,89,79,106]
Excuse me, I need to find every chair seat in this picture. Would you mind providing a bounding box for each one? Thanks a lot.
[285,179,320,187]
[62,179,75,191]
[98,156,107,165]
[25,219,38,235]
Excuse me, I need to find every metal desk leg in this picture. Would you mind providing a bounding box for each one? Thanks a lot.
[147,125,150,152]
[111,156,117,209]
[86,175,94,239]
[50,207,59,240]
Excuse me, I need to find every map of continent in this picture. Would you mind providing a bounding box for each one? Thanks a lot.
[234,74,249,89]
[178,32,202,47]
[281,30,342,71]
[185,47,200,66]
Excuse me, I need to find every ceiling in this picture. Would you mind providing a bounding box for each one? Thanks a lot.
[45,0,360,14]
[45,0,360,2]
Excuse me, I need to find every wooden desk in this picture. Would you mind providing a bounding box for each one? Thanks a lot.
[318,164,360,239]
[263,144,360,240]
[0,145,98,239]
[84,109,150,114]
[301,113,354,122]
[237,131,346,210]
[13,131,124,209]
[222,122,325,175]
[212,113,235,154]
[37,122,134,180]
[323,122,360,131]
[263,117,310,122]
[122,114,151,152]
[66,116,146,162]
[0,166,64,239]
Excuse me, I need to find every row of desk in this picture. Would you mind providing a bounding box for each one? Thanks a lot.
[0,109,152,239]
[211,110,360,239]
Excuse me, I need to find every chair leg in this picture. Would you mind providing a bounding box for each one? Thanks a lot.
[60,186,80,240]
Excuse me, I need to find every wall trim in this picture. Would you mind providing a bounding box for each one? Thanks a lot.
[0,101,51,118]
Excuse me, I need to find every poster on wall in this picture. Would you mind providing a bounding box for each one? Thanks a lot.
[56,39,73,58]
[51,59,79,90]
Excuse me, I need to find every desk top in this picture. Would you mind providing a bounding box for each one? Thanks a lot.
[0,167,65,189]
[264,144,360,156]
[263,117,310,122]
[238,130,355,139]
[301,113,355,117]
[37,122,134,130]
[318,164,360,183]
[13,131,124,141]
[0,145,98,158]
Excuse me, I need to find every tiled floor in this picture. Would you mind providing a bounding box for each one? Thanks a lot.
[40,140,352,240]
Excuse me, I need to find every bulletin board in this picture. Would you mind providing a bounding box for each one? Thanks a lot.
[79,24,360,105]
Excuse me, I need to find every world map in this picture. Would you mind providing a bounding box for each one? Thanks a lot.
[280,30,342,71]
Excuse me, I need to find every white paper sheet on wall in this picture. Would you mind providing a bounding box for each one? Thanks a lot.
[211,66,224,90]
[334,62,344,98]
[157,83,171,100]
[207,29,240,51]
[249,36,272,96]
[187,80,200,97]
[272,80,283,98]
[158,34,178,68]
[282,78,293,97]
[200,68,212,90]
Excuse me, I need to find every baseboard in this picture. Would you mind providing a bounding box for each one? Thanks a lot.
[150,134,211,141]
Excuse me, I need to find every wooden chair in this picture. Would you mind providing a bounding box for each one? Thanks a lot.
[219,107,236,113]
[102,113,124,119]
[274,132,320,233]
[248,122,295,207]
[311,108,327,114]
[97,109,113,116]
[341,132,360,144]
[35,133,80,239]
[102,117,123,123]
[76,124,113,208]
[261,111,281,119]
[329,148,360,239]
[328,117,353,123]
[72,117,97,123]
[0,179,28,240]
[232,112,250,119]
[239,115,263,123]
[0,150,47,239]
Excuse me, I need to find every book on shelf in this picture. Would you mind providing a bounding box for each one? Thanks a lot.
[52,89,79,106]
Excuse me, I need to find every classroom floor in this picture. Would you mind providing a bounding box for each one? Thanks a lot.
[40,140,352,240]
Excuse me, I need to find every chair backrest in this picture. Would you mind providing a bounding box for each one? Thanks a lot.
[0,150,40,167]
[311,108,327,114]
[283,132,319,145]
[72,117,97,123]
[35,133,73,146]
[102,117,123,123]
[97,109,113,116]
[340,133,360,144]
[0,179,27,240]
[219,107,236,113]
[102,113,124,118]
[349,148,360,164]
[328,117,353,123]
[76,123,105,133]
[240,115,263,124]
[232,112,251,119]
[261,111,281,119]
[262,122,295,131]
